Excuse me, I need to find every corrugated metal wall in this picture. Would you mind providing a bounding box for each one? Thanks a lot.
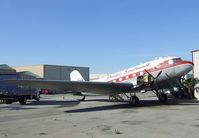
[44,65,89,81]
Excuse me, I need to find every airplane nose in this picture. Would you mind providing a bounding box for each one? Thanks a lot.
[183,61,193,73]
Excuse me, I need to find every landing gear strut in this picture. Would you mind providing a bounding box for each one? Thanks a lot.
[81,95,86,101]
[158,93,168,103]
[129,95,139,105]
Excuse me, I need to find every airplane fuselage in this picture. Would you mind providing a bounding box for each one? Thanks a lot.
[97,57,193,89]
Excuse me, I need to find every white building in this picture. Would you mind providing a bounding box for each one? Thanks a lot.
[191,50,199,99]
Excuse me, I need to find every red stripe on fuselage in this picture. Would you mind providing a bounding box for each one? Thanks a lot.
[108,60,193,83]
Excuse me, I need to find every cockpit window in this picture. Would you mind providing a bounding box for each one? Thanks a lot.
[173,58,182,61]
[170,58,182,64]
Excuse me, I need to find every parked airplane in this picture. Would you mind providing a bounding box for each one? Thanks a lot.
[7,56,193,105]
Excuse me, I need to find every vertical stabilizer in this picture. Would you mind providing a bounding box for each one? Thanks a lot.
[70,70,85,81]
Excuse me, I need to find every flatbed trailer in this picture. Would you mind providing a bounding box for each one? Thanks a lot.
[0,90,40,105]
[0,91,40,105]
[0,73,40,105]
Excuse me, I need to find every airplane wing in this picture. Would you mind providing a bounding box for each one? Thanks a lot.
[5,80,140,95]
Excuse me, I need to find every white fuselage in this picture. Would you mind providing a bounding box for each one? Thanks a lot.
[96,57,193,87]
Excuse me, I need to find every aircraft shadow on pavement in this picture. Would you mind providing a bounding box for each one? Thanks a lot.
[65,99,199,113]
[82,99,113,102]
[26,100,81,107]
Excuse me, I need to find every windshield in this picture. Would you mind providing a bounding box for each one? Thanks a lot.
[173,58,182,62]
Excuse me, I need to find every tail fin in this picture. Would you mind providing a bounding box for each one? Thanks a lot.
[70,70,85,81]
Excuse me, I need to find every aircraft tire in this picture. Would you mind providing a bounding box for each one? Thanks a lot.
[129,96,139,105]
[158,94,167,103]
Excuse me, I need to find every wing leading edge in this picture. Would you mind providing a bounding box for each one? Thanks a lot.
[5,80,139,95]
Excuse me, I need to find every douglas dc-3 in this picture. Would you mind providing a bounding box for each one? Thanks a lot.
[7,56,193,105]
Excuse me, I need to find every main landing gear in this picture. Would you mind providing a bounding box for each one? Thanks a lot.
[81,95,86,101]
[128,93,168,105]
[153,89,168,103]
[129,95,140,105]
[158,93,168,103]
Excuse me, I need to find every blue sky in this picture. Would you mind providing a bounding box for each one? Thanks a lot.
[0,0,199,73]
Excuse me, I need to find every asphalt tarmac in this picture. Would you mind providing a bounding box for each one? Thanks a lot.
[0,93,199,138]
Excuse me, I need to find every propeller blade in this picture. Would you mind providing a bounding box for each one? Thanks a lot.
[165,73,171,79]
[155,71,162,79]
[165,73,175,88]
[144,69,155,79]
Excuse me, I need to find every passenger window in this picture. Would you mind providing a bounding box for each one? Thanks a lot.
[168,60,174,65]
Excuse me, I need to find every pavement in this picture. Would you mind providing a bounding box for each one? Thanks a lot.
[0,92,199,138]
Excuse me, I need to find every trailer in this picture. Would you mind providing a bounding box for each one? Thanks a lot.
[0,89,40,105]
[0,73,40,105]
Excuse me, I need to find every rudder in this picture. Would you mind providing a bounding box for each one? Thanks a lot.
[70,70,85,81]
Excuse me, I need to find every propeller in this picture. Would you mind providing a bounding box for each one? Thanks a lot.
[165,73,183,88]
[165,73,175,88]
[139,70,162,94]
[156,71,162,79]
[144,69,162,81]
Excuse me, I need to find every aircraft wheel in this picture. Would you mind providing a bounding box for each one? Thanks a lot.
[129,96,139,105]
[158,94,167,103]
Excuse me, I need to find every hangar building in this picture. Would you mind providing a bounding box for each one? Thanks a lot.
[192,50,199,99]
[13,64,89,81]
